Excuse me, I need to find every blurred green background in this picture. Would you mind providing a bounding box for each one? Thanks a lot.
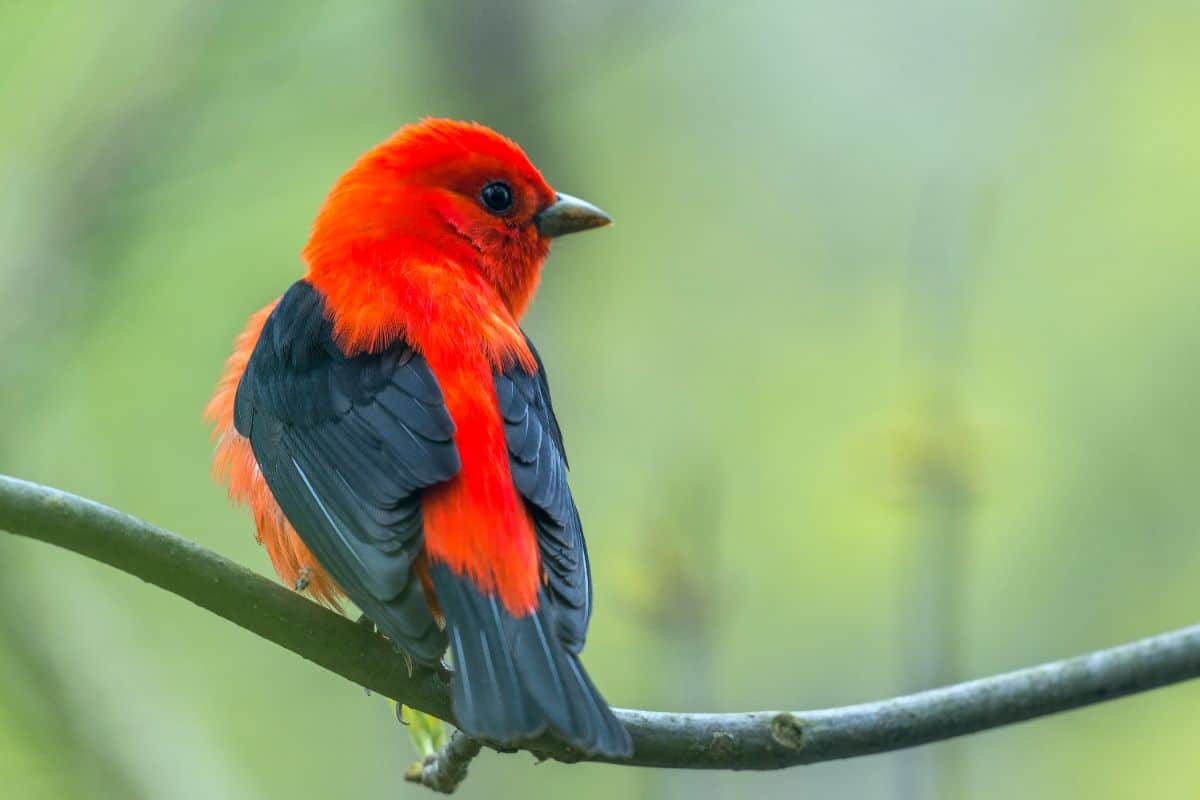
[2,1,1199,798]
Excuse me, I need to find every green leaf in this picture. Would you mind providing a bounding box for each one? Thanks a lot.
[397,702,447,758]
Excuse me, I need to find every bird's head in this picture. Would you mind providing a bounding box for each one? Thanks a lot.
[302,118,610,318]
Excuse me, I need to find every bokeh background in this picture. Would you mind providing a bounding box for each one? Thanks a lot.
[2,2,1199,798]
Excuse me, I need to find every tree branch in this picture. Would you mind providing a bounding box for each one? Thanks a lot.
[405,731,485,793]
[2,473,1198,772]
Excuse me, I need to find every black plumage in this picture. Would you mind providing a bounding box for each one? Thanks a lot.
[234,280,629,756]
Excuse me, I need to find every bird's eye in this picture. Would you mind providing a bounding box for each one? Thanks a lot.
[480,181,514,213]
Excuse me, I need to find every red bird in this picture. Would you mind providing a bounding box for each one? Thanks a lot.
[205,119,630,756]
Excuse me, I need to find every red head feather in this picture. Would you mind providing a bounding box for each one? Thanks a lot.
[302,119,560,357]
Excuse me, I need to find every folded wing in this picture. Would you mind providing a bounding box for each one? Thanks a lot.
[233,280,459,665]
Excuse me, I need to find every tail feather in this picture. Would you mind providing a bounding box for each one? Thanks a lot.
[430,563,632,757]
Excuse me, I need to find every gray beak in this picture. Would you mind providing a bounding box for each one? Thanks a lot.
[534,193,612,238]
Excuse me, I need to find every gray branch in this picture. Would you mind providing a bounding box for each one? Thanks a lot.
[405,731,484,793]
[2,473,1198,771]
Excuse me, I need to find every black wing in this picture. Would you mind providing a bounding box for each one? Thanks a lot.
[494,336,591,652]
[234,280,458,665]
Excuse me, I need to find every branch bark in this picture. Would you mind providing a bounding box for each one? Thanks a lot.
[2,473,1198,771]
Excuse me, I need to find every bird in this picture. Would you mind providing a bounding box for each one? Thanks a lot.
[204,118,631,757]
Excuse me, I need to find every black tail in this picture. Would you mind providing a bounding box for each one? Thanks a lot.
[430,563,631,757]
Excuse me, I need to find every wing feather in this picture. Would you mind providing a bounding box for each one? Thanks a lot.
[494,336,591,653]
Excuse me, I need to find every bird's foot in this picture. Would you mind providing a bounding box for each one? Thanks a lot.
[294,566,313,592]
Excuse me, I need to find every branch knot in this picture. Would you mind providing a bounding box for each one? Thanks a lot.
[770,713,805,751]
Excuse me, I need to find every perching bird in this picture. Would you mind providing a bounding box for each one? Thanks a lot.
[205,119,630,757]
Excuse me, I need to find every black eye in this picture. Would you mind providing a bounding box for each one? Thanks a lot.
[480,181,514,213]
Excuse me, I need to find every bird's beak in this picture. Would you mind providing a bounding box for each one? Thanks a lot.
[534,193,612,238]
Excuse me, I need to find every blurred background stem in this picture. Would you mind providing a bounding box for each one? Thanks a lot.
[640,464,722,800]
[895,178,989,800]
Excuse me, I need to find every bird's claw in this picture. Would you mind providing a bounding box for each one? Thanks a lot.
[294,566,312,592]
